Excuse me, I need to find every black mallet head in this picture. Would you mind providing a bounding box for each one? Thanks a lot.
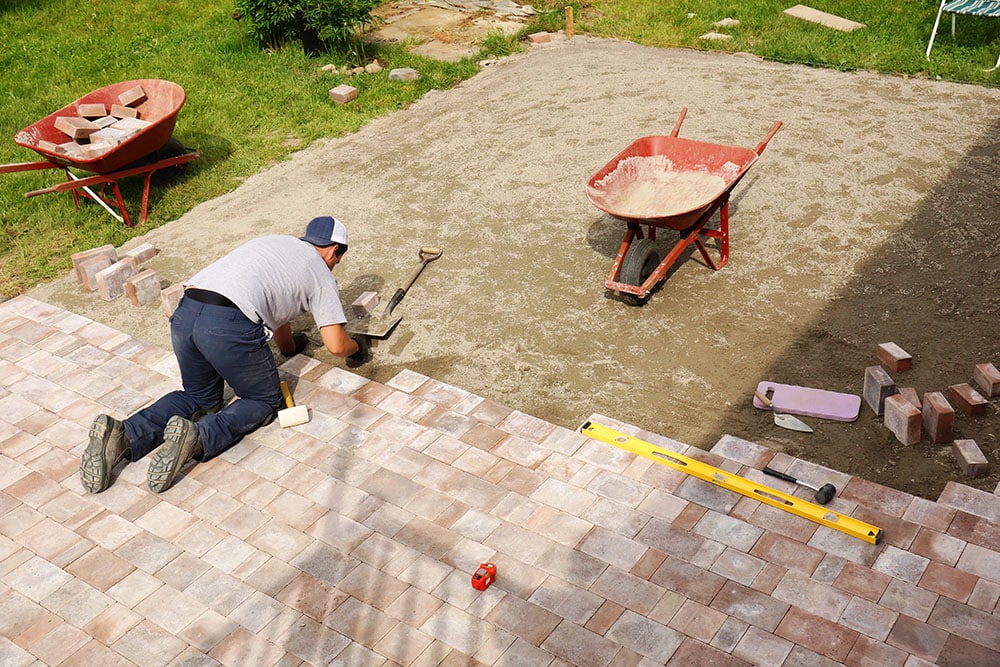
[813,483,836,505]
[762,467,837,505]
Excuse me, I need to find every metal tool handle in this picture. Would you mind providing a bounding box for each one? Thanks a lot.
[384,247,443,315]
[762,466,797,484]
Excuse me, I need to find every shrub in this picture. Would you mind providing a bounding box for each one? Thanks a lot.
[234,0,381,56]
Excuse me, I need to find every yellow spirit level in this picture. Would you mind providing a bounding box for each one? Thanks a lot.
[580,421,883,545]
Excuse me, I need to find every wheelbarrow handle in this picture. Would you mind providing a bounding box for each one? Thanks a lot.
[754,121,783,156]
[0,160,59,174]
[669,107,688,138]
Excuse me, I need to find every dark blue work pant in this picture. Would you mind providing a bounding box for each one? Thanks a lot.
[123,296,284,461]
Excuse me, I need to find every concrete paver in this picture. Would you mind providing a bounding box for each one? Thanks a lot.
[1,295,1000,665]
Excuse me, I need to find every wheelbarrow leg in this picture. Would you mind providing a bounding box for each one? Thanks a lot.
[693,198,730,271]
[65,169,82,212]
[606,224,640,286]
[64,170,128,225]
[140,169,156,226]
[24,149,197,227]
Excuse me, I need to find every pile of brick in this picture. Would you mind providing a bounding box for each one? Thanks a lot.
[69,243,162,307]
[39,84,151,160]
[863,342,998,478]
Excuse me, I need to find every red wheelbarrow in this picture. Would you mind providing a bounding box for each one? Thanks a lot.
[1,79,197,227]
[587,108,781,305]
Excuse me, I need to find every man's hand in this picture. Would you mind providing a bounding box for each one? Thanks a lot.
[281,332,309,358]
[346,335,371,367]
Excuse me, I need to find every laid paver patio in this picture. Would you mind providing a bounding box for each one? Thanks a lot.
[1,294,999,665]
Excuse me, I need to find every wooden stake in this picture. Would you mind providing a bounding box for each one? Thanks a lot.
[565,6,574,39]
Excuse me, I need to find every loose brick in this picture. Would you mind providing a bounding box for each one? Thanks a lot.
[92,115,118,129]
[95,258,138,301]
[77,102,107,118]
[71,244,118,283]
[948,383,988,417]
[898,387,920,409]
[125,269,161,307]
[972,363,1000,398]
[528,32,552,43]
[36,139,61,153]
[351,291,379,316]
[161,283,185,317]
[922,392,954,444]
[877,342,912,372]
[952,440,989,478]
[90,126,129,145]
[884,394,921,445]
[110,117,151,133]
[54,116,100,140]
[110,103,139,119]
[118,84,147,107]
[863,366,895,416]
[76,142,112,159]
[123,242,158,264]
[78,256,114,291]
[329,85,358,104]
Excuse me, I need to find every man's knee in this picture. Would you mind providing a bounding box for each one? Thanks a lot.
[190,400,226,422]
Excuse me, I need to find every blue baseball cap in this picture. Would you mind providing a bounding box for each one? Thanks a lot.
[300,216,349,247]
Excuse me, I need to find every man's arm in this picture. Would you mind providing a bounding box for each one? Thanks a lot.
[272,323,301,356]
[319,323,361,358]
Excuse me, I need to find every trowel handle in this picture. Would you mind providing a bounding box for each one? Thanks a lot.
[280,381,295,409]
[753,390,773,409]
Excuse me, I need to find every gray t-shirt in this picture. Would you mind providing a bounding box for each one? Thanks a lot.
[186,235,346,331]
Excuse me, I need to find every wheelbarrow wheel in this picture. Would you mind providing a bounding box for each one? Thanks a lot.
[619,238,660,306]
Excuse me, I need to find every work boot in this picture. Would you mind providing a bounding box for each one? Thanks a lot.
[80,414,128,493]
[147,416,203,493]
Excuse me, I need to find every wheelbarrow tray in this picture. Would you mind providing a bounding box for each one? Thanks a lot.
[12,79,186,175]
[587,109,781,304]
[585,135,760,231]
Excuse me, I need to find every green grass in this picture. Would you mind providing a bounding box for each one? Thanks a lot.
[1,0,996,298]
[545,0,1000,80]
[0,1,482,297]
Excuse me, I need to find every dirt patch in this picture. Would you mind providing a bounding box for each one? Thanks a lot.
[368,0,531,61]
[29,38,1000,501]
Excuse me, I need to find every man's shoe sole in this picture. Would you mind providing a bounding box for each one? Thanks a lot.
[80,414,125,494]
[148,416,199,493]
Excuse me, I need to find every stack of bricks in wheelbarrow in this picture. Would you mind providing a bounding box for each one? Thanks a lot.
[864,342,999,477]
[39,84,151,160]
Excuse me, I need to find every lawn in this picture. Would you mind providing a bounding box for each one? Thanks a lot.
[1,0,996,298]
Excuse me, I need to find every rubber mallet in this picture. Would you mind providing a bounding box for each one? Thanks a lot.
[762,466,836,505]
[278,381,309,427]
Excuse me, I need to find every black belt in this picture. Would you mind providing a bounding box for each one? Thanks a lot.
[185,288,239,309]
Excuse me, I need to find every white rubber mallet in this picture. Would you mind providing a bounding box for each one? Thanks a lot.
[278,381,309,427]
